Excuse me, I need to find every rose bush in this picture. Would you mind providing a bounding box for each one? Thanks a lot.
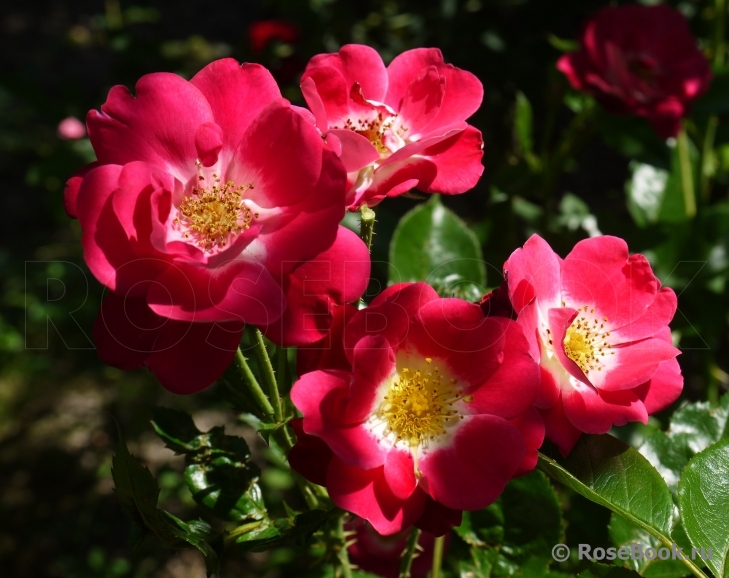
[504,234,683,454]
[289,282,544,535]
[300,45,484,209]
[557,4,712,138]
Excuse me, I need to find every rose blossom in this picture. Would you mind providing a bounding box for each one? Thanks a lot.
[347,517,445,578]
[289,283,543,535]
[504,234,683,455]
[92,226,368,394]
[64,58,371,357]
[249,20,298,54]
[93,292,243,394]
[557,4,712,139]
[300,45,484,209]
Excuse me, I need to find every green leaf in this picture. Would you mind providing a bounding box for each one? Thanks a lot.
[455,503,504,547]
[150,406,201,453]
[456,471,563,577]
[459,547,501,578]
[184,433,267,523]
[233,508,336,553]
[151,406,267,523]
[538,435,674,540]
[637,393,729,495]
[547,34,579,52]
[388,196,486,293]
[577,563,644,578]
[257,417,293,446]
[112,422,162,538]
[515,92,540,170]
[636,430,692,496]
[678,438,729,578]
[608,514,689,578]
[111,422,220,576]
[668,394,729,454]
[501,470,563,560]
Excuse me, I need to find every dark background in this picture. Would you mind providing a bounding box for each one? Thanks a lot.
[1,0,725,576]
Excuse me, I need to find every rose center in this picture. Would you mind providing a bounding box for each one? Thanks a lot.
[562,306,613,374]
[333,112,397,155]
[375,358,468,448]
[174,161,258,252]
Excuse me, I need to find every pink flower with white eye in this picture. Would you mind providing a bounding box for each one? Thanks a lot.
[504,234,683,455]
[64,58,371,358]
[289,283,543,535]
[301,45,485,210]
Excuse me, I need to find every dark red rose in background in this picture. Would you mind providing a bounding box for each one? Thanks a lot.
[249,20,299,54]
[347,517,446,578]
[557,4,712,138]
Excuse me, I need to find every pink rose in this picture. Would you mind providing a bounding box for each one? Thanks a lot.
[301,45,484,209]
[557,4,712,138]
[64,59,370,358]
[504,234,683,455]
[289,283,543,535]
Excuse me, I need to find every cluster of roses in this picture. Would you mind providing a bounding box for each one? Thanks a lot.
[65,3,704,542]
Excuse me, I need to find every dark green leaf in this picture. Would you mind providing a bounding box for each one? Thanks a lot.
[515,92,539,170]
[456,471,563,575]
[459,547,501,578]
[151,407,267,524]
[184,427,265,523]
[233,508,335,553]
[608,514,689,578]
[150,406,201,453]
[501,470,563,560]
[538,435,674,540]
[111,422,220,576]
[112,421,162,538]
[577,562,644,578]
[678,438,729,578]
[456,503,504,547]
[388,196,486,292]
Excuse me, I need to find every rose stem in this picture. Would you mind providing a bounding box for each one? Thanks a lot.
[398,527,422,578]
[431,534,445,578]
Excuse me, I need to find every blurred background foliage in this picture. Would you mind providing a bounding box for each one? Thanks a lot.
[1,0,728,576]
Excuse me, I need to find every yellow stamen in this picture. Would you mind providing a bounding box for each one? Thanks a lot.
[375,359,467,449]
[176,160,256,252]
[563,309,611,374]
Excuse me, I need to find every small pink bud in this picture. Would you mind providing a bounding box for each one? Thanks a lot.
[57,117,86,140]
